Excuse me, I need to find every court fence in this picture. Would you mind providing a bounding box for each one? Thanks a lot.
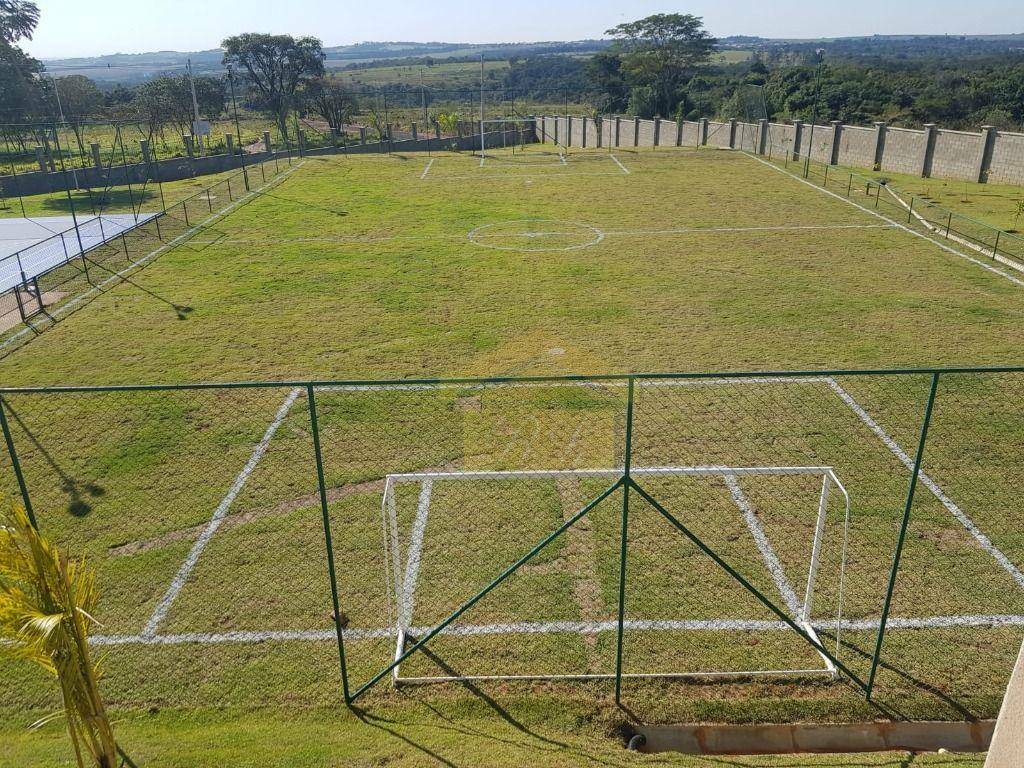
[2,366,1023,715]
[0,153,299,355]
[759,145,1024,272]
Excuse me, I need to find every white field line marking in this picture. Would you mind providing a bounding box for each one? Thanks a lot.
[724,475,803,615]
[93,612,1024,646]
[419,158,434,179]
[399,479,433,630]
[826,377,1024,590]
[141,387,302,637]
[601,224,895,236]
[186,223,892,248]
[744,152,1024,288]
[421,170,625,181]
[0,162,306,353]
[316,376,831,393]
[609,154,630,174]
[883,185,1024,274]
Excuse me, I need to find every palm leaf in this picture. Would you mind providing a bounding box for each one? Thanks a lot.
[0,501,120,768]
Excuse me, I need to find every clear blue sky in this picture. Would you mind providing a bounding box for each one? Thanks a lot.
[24,0,1024,58]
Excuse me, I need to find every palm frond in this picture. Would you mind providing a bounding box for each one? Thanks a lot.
[0,501,119,768]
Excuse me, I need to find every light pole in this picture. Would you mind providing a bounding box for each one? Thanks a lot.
[803,48,825,179]
[226,64,249,191]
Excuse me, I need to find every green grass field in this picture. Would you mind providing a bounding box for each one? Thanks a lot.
[1,145,1022,765]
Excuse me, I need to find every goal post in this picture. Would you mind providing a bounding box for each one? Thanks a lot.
[476,118,563,158]
[380,465,851,686]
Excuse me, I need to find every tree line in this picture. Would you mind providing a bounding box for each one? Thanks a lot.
[1,5,359,152]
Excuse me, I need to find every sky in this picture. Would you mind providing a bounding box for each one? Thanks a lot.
[22,0,1024,59]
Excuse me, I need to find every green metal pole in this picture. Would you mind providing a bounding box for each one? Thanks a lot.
[630,481,869,690]
[306,384,351,703]
[866,371,941,698]
[348,479,624,702]
[0,396,36,529]
[614,377,635,704]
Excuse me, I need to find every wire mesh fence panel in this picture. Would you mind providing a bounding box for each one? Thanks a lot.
[2,369,1024,713]
[0,386,336,708]
[311,381,629,694]
[865,372,1024,716]
[621,374,941,702]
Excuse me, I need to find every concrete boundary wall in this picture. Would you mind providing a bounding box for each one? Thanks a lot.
[543,114,1024,186]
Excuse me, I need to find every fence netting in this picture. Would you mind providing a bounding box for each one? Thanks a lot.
[1,369,1022,716]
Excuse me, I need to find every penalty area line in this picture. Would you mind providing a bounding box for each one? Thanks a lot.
[609,154,630,174]
[140,387,303,637]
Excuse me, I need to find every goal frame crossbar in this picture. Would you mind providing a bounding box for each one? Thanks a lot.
[380,464,850,687]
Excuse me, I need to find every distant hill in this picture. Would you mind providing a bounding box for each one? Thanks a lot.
[40,40,614,84]
[38,33,1024,86]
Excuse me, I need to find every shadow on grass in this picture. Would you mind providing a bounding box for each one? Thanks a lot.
[2,400,105,517]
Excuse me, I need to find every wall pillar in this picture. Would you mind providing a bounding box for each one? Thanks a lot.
[567,116,573,147]
[872,122,887,171]
[34,146,47,173]
[728,118,738,149]
[829,120,843,165]
[182,134,195,159]
[434,122,441,141]
[654,117,662,147]
[920,123,937,177]
[411,123,418,141]
[757,119,769,155]
[359,126,367,145]
[976,125,997,183]
[676,118,684,147]
[138,139,151,166]
[792,121,805,159]
[90,142,102,169]
[297,130,306,156]
[699,118,709,146]
[225,133,234,155]
[263,131,272,153]
[633,116,640,147]
[581,116,587,148]
[614,116,621,147]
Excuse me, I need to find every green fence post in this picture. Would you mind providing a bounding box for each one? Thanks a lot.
[866,372,941,698]
[0,396,36,529]
[907,197,914,224]
[307,384,352,704]
[993,230,1001,257]
[847,174,853,197]
[614,377,635,704]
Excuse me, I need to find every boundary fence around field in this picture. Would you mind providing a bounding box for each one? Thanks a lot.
[0,154,305,354]
[3,365,1023,709]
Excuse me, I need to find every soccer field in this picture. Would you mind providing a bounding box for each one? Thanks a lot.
[2,146,1023,730]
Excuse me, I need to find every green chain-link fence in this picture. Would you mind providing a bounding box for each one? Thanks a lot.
[2,367,1023,715]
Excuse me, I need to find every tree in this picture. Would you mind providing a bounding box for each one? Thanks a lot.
[0,0,38,43]
[585,51,628,112]
[222,33,324,142]
[301,77,358,132]
[131,74,226,138]
[606,13,716,116]
[0,0,42,131]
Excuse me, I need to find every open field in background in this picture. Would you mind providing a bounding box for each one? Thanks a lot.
[336,59,511,88]
[1,146,1023,764]
[0,117,295,175]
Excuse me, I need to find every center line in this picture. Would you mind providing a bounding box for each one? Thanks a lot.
[610,154,630,174]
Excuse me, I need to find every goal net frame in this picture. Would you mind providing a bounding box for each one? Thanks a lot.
[380,464,851,686]
[477,117,564,160]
